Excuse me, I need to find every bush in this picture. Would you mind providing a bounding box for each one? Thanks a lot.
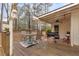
[46,26,52,33]
[46,28,51,33]
[4,28,9,32]
[41,25,52,33]
[46,29,51,33]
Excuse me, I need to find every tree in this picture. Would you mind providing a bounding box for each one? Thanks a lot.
[32,3,52,16]
[16,3,52,31]
[0,3,9,32]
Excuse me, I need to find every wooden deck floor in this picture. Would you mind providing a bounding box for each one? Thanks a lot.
[13,32,79,56]
[13,41,79,56]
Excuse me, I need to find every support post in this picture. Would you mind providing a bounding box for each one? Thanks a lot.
[9,19,13,55]
[9,3,17,56]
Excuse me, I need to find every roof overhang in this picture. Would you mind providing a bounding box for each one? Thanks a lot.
[38,3,79,24]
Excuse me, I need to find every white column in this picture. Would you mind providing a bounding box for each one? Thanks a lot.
[38,21,41,31]
[9,19,13,55]
[71,16,74,47]
[71,9,79,46]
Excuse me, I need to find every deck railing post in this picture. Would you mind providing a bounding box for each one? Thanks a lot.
[9,3,17,56]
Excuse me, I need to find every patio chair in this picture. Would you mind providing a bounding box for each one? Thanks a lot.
[63,32,70,44]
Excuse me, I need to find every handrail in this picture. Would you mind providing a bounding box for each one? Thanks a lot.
[1,32,10,56]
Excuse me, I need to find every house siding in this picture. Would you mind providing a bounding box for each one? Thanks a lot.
[71,9,79,46]
[59,14,71,39]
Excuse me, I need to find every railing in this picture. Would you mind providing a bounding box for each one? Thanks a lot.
[1,32,10,56]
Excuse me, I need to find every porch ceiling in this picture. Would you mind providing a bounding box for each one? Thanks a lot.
[38,4,79,24]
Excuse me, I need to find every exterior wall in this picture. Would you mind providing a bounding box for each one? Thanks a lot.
[51,15,71,39]
[71,9,79,46]
[59,15,71,39]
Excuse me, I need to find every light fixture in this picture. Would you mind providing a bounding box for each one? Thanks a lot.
[54,19,60,25]
[55,20,59,23]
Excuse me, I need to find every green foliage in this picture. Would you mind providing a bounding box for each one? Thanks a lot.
[46,29,51,33]
[4,28,9,32]
[46,27,52,33]
[41,25,52,33]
